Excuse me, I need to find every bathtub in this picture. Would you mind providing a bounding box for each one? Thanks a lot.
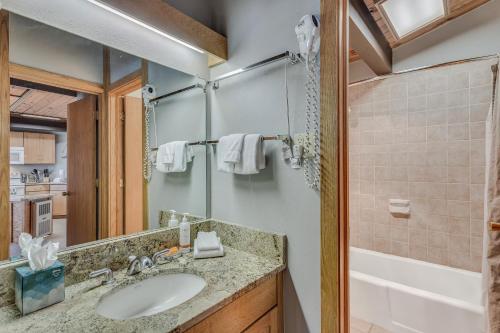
[350,247,484,333]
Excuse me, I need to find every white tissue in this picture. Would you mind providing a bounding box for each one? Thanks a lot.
[19,233,59,271]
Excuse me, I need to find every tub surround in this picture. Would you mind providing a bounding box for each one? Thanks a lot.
[349,59,493,272]
[0,219,286,312]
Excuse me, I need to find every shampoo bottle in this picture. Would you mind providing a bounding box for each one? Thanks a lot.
[179,214,190,248]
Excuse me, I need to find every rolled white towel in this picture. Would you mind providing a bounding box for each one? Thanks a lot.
[193,238,224,259]
[196,231,220,251]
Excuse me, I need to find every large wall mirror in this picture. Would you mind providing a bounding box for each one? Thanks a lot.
[4,13,208,263]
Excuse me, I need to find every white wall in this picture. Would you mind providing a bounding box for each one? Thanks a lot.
[10,14,103,83]
[147,63,207,228]
[209,1,320,332]
[394,0,500,72]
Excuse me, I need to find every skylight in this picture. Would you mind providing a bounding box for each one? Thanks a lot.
[380,0,445,38]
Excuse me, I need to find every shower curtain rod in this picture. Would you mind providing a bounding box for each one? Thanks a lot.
[150,83,205,105]
[151,135,289,151]
[350,53,500,86]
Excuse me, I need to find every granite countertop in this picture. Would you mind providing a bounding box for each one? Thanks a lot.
[0,247,285,333]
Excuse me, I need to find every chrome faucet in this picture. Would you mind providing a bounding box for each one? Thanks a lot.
[89,268,115,285]
[152,248,171,265]
[127,255,153,276]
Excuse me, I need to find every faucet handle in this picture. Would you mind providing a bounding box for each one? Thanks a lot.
[89,268,114,285]
[140,256,154,269]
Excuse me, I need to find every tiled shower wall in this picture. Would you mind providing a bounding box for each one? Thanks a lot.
[349,59,495,272]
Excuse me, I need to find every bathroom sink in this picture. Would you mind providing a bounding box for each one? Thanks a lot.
[96,273,206,320]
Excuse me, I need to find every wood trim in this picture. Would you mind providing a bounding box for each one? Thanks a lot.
[99,0,227,61]
[99,47,111,240]
[9,63,104,95]
[107,67,144,237]
[320,0,349,332]
[0,10,10,261]
[109,69,142,93]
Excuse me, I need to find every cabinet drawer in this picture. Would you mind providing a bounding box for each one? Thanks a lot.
[26,184,50,193]
[50,184,67,191]
[244,307,278,333]
[185,276,277,333]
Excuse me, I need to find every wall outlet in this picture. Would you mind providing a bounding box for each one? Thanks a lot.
[294,132,316,159]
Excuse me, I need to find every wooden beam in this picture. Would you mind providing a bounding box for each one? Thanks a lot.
[0,10,10,261]
[99,0,227,62]
[9,63,104,95]
[320,0,349,332]
[350,1,392,74]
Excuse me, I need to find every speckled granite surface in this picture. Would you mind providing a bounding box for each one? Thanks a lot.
[0,247,284,333]
[0,221,211,308]
[0,220,286,333]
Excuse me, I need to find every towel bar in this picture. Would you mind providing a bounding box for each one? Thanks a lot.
[151,135,290,151]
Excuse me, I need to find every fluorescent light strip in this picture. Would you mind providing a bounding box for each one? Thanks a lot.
[86,0,205,54]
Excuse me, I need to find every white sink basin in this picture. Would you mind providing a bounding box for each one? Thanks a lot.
[96,273,206,320]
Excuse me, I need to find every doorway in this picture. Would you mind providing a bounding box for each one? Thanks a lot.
[5,64,104,258]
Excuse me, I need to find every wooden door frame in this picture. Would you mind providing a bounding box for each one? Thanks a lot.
[107,69,144,237]
[0,9,107,259]
[320,0,349,333]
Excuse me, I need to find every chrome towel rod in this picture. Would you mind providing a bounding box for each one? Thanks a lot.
[150,83,205,105]
[212,51,301,89]
[151,135,289,151]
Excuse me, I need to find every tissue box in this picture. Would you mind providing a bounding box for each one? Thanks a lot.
[15,260,65,315]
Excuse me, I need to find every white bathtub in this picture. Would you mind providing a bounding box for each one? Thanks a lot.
[350,247,484,333]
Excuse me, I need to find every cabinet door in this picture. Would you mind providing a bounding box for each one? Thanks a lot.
[10,132,23,147]
[244,307,278,333]
[24,132,56,164]
[51,192,67,217]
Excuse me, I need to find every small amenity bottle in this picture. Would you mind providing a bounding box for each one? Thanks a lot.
[179,214,190,249]
[168,210,179,228]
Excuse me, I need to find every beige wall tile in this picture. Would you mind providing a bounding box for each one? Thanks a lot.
[391,241,409,257]
[348,60,491,272]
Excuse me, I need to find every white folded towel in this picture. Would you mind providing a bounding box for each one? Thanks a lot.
[217,136,236,173]
[223,134,246,163]
[157,143,174,165]
[234,134,266,175]
[193,238,224,259]
[156,141,193,173]
[196,231,220,251]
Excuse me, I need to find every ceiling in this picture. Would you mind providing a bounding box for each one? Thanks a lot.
[363,0,492,48]
[10,85,79,119]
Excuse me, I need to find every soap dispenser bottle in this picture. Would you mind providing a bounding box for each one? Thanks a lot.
[168,210,179,228]
[179,214,190,249]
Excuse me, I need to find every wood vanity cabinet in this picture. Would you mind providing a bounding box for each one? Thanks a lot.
[183,273,283,333]
[23,132,56,164]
